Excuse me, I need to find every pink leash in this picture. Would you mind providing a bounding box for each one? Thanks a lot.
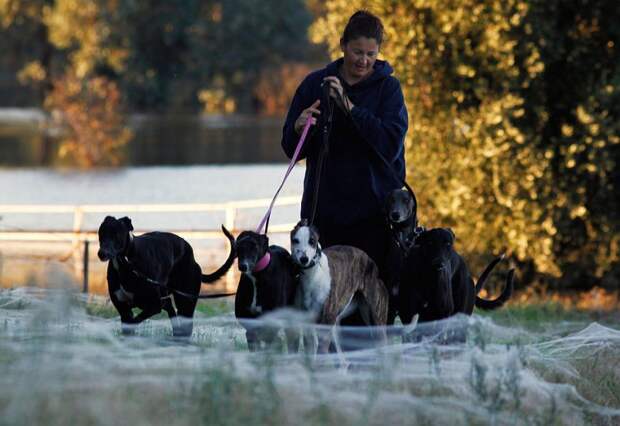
[256,116,316,234]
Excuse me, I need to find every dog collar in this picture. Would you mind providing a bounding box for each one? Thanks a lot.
[253,252,271,273]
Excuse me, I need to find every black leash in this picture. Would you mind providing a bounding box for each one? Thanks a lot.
[113,257,235,300]
[338,78,418,207]
[308,82,335,227]
[306,75,418,228]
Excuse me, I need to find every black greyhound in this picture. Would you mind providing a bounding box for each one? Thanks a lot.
[234,230,299,351]
[383,188,425,324]
[399,228,514,326]
[97,216,235,337]
[385,188,421,254]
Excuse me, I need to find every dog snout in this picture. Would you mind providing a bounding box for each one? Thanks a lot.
[299,255,309,265]
[238,262,249,273]
[431,258,446,271]
[390,211,400,221]
[97,248,109,261]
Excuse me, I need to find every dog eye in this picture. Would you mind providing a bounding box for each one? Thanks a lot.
[292,238,299,244]
[309,238,316,246]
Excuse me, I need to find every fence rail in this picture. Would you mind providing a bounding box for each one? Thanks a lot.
[0,195,302,292]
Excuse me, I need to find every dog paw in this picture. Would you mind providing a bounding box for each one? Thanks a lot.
[121,321,137,335]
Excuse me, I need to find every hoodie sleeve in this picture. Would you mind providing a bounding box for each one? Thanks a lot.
[281,76,317,161]
[349,78,408,163]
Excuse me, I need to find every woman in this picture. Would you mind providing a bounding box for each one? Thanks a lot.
[281,10,408,283]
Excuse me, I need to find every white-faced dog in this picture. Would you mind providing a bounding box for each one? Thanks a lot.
[290,220,389,354]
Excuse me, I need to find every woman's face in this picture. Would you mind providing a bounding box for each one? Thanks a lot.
[341,36,380,81]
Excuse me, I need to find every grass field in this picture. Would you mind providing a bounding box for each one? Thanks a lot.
[1,287,619,426]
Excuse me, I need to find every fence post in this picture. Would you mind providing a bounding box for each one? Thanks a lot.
[82,240,89,293]
[73,206,84,278]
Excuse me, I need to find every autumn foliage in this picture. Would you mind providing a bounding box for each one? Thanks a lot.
[45,73,131,167]
[311,0,620,289]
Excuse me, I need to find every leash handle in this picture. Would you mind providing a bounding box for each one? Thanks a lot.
[308,89,335,227]
[256,115,316,234]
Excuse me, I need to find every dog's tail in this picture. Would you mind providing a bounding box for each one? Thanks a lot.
[474,253,505,295]
[475,268,515,310]
[201,225,236,284]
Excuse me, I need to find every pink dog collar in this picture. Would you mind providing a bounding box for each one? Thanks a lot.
[253,252,271,273]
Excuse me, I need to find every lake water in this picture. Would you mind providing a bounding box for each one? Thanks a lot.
[0,110,288,166]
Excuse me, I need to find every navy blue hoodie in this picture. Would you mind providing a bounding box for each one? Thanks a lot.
[281,58,408,227]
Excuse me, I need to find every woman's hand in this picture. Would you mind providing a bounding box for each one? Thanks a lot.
[295,99,321,134]
[323,76,353,113]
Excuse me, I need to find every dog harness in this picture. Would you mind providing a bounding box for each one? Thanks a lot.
[112,256,173,302]
[113,256,210,302]
[390,222,426,253]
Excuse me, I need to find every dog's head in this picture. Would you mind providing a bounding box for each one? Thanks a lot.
[97,216,134,261]
[235,231,269,274]
[413,228,456,313]
[414,228,456,271]
[290,219,321,268]
[385,188,417,225]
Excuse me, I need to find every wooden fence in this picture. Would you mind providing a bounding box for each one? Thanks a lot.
[0,195,301,292]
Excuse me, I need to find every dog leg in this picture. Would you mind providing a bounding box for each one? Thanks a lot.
[116,307,136,335]
[113,301,138,336]
[303,327,318,355]
[284,327,300,354]
[173,293,198,338]
[162,296,183,337]
[132,307,161,324]
[330,322,349,370]
[323,299,354,369]
[120,315,137,336]
[245,329,260,352]
[260,327,280,352]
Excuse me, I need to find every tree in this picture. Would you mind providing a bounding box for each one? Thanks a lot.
[1,0,132,167]
[311,0,620,289]
[189,0,318,113]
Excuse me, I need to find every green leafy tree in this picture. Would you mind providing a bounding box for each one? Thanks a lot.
[189,0,317,113]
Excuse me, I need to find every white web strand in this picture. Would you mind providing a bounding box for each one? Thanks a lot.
[1,287,619,426]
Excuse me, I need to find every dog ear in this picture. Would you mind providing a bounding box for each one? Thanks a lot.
[292,218,307,237]
[446,228,456,243]
[309,224,320,240]
[119,216,134,232]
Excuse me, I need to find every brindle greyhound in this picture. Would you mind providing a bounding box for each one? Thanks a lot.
[234,230,299,352]
[290,220,389,355]
[97,216,235,337]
